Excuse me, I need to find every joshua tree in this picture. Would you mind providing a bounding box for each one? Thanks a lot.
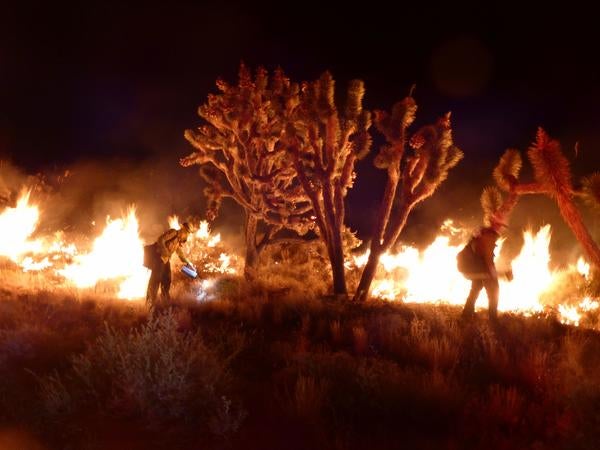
[353,98,463,302]
[480,148,536,227]
[181,65,314,279]
[284,72,371,296]
[481,128,600,269]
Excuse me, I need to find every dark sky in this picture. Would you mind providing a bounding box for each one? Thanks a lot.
[1,1,599,244]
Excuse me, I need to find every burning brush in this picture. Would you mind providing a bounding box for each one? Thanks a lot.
[0,189,599,327]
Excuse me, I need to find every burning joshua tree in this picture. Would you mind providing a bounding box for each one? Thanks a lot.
[181,64,314,279]
[353,97,463,302]
[481,128,600,270]
[183,67,370,295]
[284,72,371,296]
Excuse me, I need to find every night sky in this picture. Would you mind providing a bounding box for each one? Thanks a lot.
[2,2,599,246]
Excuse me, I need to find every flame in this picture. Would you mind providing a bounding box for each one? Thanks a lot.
[21,256,52,272]
[197,221,220,246]
[168,216,222,249]
[59,208,149,299]
[353,222,596,324]
[169,216,220,246]
[168,215,180,230]
[580,296,600,311]
[0,191,43,262]
[558,304,581,325]
[1,191,596,325]
[577,257,590,278]
[197,221,210,239]
[0,190,241,302]
[554,297,599,326]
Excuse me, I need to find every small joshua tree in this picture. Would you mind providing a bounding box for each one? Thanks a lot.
[284,72,371,296]
[481,128,600,269]
[354,98,463,302]
[181,65,314,279]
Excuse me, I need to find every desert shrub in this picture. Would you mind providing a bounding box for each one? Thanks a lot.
[35,370,72,417]
[277,373,329,423]
[2,283,597,449]
[284,350,461,442]
[555,332,600,448]
[557,332,600,404]
[208,395,247,438]
[37,310,243,434]
[257,239,331,297]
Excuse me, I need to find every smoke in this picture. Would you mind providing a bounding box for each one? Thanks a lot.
[3,149,597,268]
[0,156,211,242]
[0,160,28,206]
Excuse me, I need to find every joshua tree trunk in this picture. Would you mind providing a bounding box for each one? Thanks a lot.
[353,158,401,302]
[556,191,600,268]
[244,212,259,280]
[354,201,413,302]
[323,181,348,296]
[354,246,383,302]
[330,203,347,297]
[353,109,462,302]
[330,244,347,296]
[285,73,372,297]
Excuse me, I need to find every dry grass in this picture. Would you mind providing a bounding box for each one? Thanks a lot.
[0,277,599,449]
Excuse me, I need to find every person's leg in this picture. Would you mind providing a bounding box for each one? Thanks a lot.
[462,280,483,319]
[160,261,172,303]
[146,267,161,306]
[483,277,500,321]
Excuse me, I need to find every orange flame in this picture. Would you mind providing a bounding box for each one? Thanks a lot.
[0,192,596,324]
[0,191,43,263]
[59,208,149,299]
[353,222,595,324]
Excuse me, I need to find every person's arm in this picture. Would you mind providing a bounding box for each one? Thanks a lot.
[176,246,192,266]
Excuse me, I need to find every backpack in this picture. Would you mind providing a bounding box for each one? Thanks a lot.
[143,243,158,270]
[456,239,484,276]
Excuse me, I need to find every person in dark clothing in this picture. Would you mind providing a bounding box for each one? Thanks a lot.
[145,222,195,306]
[457,225,512,322]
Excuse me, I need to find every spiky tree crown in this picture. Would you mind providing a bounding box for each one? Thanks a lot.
[284,71,372,202]
[493,149,522,191]
[481,186,504,226]
[528,128,573,197]
[354,103,463,301]
[373,97,417,169]
[403,113,463,202]
[182,64,314,234]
